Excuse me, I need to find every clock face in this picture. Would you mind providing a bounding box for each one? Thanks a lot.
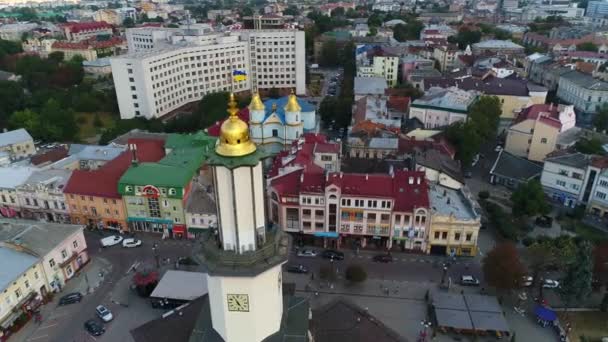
[227,294,249,312]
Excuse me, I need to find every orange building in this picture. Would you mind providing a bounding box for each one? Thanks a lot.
[63,139,165,231]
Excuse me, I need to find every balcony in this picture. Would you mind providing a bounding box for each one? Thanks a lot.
[193,228,289,277]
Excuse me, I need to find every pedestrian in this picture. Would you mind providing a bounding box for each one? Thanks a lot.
[311,272,315,281]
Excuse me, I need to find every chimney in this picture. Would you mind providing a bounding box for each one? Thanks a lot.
[129,143,138,166]
[365,174,369,180]
[340,172,343,179]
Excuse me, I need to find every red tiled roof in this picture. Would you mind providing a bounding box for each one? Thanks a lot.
[271,169,429,212]
[52,37,124,50]
[267,133,338,178]
[206,108,249,136]
[63,139,165,198]
[63,21,113,33]
[591,156,608,169]
[514,104,562,129]
[387,96,410,112]
[398,135,456,159]
[30,147,68,166]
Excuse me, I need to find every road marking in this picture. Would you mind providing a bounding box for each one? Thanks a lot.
[38,323,58,330]
[27,335,48,341]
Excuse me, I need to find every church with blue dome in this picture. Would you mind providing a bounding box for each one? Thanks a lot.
[248,91,316,153]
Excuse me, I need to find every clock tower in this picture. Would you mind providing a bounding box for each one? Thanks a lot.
[199,93,289,342]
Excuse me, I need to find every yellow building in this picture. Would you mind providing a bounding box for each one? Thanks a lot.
[427,185,481,256]
[505,104,576,162]
[357,55,399,87]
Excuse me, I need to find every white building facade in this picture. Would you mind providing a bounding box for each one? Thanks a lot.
[112,28,306,119]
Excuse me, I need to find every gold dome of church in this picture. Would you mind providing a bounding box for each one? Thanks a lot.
[284,89,301,112]
[249,92,265,111]
[215,93,257,157]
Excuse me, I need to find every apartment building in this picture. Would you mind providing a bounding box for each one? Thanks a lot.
[356,55,400,87]
[409,87,478,129]
[428,184,481,256]
[111,27,306,119]
[0,128,36,160]
[62,21,113,42]
[64,139,166,231]
[433,45,460,72]
[471,40,525,55]
[505,104,576,162]
[15,169,72,224]
[588,167,608,217]
[0,167,36,219]
[541,153,593,207]
[556,70,608,116]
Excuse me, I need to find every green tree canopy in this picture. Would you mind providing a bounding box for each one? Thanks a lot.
[320,39,339,67]
[283,5,299,16]
[558,241,594,308]
[0,80,26,126]
[575,137,606,155]
[468,95,502,141]
[448,28,482,49]
[577,42,599,52]
[331,7,346,17]
[511,180,550,217]
[123,17,135,28]
[594,104,608,132]
[392,21,424,41]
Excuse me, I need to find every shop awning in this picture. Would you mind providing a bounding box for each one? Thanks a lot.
[0,311,21,329]
[187,227,207,233]
[314,232,339,238]
[534,306,557,322]
[173,225,186,234]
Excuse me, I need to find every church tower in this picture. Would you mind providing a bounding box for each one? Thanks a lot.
[248,92,265,144]
[284,90,303,143]
[201,94,289,342]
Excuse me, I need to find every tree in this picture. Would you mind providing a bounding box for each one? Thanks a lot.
[283,5,299,16]
[577,42,599,52]
[494,29,512,40]
[448,28,482,49]
[133,269,159,297]
[483,242,527,292]
[367,12,383,26]
[392,21,424,42]
[331,7,346,17]
[575,137,606,155]
[345,264,367,283]
[48,51,65,64]
[594,104,608,132]
[320,39,339,67]
[268,87,280,99]
[123,17,135,28]
[0,80,25,126]
[558,241,593,309]
[593,242,608,286]
[196,91,232,128]
[468,95,502,142]
[446,121,483,166]
[9,109,42,138]
[511,180,550,217]
[368,27,378,37]
[525,243,557,288]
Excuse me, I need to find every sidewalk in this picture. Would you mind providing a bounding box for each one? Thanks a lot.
[6,257,112,342]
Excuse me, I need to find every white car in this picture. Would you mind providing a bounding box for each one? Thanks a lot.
[95,305,113,322]
[543,279,560,288]
[522,276,533,287]
[100,235,123,247]
[495,145,503,152]
[122,238,142,248]
[296,249,317,257]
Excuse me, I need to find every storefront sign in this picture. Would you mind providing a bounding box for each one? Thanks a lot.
[314,232,339,238]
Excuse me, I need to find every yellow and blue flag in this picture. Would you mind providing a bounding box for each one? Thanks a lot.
[233,69,247,82]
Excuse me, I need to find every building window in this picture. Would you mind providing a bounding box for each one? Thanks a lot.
[434,231,440,239]
[272,129,278,137]
[454,233,461,241]
[572,172,582,180]
[540,138,547,144]
[73,240,78,248]
[556,180,566,187]
[15,289,22,299]
[66,265,73,276]
[169,188,177,196]
[466,233,472,241]
[597,191,607,200]
[441,232,448,239]
[61,249,68,258]
[24,280,29,289]
[49,259,55,268]
[34,271,39,280]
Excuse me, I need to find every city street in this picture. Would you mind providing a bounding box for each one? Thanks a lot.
[15,231,194,342]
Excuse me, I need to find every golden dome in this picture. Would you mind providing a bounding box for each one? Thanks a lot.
[249,92,265,111]
[284,89,301,112]
[215,93,257,157]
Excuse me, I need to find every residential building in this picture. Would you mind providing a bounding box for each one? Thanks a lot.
[502,0,519,10]
[118,133,216,237]
[588,167,608,217]
[0,167,36,219]
[22,37,57,57]
[433,45,460,72]
[15,169,72,223]
[541,152,592,207]
[61,21,113,42]
[0,219,88,291]
[556,70,608,116]
[184,174,217,238]
[0,128,35,160]
[354,77,387,100]
[505,104,576,162]
[93,9,120,25]
[111,27,306,119]
[64,139,166,231]
[347,121,400,159]
[528,57,573,91]
[83,58,112,77]
[400,54,435,83]
[587,0,608,17]
[63,144,125,170]
[420,25,456,40]
[471,40,525,55]
[313,31,352,63]
[268,133,342,177]
[489,150,543,189]
[249,92,316,154]
[523,32,608,54]
[318,2,356,15]
[423,75,548,129]
[242,14,287,30]
[0,247,46,337]
[372,1,402,12]
[409,87,478,129]
[50,37,124,62]
[415,149,464,190]
[427,184,481,256]
[352,95,405,129]
[0,23,38,41]
[356,46,400,86]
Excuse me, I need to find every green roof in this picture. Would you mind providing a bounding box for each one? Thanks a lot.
[205,147,273,170]
[119,132,216,190]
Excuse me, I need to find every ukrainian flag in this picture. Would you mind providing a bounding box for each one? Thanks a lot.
[233,69,247,82]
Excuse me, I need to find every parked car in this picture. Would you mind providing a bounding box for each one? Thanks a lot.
[321,250,344,260]
[522,276,533,287]
[59,292,82,306]
[122,238,142,248]
[286,264,309,274]
[535,215,553,228]
[100,235,123,247]
[296,249,317,257]
[372,254,393,263]
[95,305,113,322]
[460,275,480,286]
[543,279,560,288]
[84,319,105,336]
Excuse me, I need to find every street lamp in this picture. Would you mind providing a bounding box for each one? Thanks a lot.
[152,243,159,269]
[441,263,448,285]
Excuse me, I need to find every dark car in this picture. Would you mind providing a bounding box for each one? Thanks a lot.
[84,319,105,336]
[535,215,553,228]
[286,264,309,274]
[59,292,82,306]
[372,254,393,263]
[321,250,344,260]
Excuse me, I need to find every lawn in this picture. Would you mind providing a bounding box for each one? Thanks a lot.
[557,311,608,341]
[76,112,116,142]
